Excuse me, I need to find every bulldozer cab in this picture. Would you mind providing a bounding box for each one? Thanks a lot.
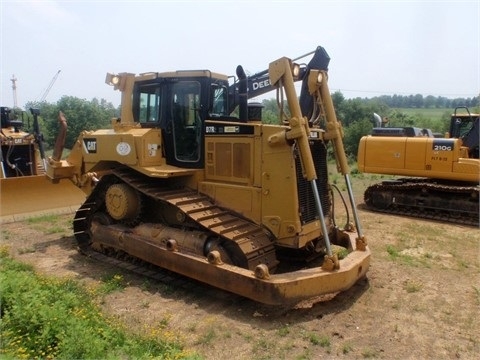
[1,107,85,223]
[1,106,24,130]
[1,107,37,178]
[132,72,230,169]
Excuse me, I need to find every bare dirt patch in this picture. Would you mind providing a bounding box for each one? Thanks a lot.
[1,211,479,359]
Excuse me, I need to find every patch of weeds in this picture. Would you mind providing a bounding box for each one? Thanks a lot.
[195,328,216,345]
[1,230,12,241]
[386,244,399,259]
[0,253,196,359]
[158,282,176,296]
[342,342,354,354]
[332,245,349,259]
[361,347,378,358]
[140,280,152,291]
[26,214,70,235]
[296,348,312,360]
[307,332,330,348]
[473,286,480,305]
[276,325,290,337]
[26,214,60,224]
[386,245,418,267]
[0,244,10,256]
[187,322,197,333]
[423,252,434,259]
[252,337,276,356]
[404,279,423,293]
[279,341,295,353]
[44,225,66,235]
[159,313,171,328]
[99,273,126,294]
[412,304,426,312]
[18,247,36,254]
[240,332,253,341]
[140,299,150,308]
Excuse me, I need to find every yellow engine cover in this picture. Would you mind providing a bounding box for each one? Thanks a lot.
[357,136,479,182]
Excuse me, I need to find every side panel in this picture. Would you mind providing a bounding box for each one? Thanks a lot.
[80,128,166,171]
[358,135,480,182]
[82,129,139,168]
[405,138,428,170]
[261,125,302,243]
[201,121,261,223]
[358,136,406,173]
[137,130,164,166]
[204,137,255,185]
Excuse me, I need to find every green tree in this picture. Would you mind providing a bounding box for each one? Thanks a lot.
[28,96,116,150]
[343,118,373,158]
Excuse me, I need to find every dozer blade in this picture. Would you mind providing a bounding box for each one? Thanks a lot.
[0,176,85,224]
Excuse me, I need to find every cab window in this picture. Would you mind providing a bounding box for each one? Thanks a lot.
[211,84,228,116]
[137,86,162,126]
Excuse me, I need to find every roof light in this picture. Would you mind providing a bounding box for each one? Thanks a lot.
[292,63,301,79]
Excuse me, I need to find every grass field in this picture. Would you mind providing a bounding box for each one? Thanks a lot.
[394,107,452,119]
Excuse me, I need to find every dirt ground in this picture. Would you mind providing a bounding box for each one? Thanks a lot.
[1,208,479,359]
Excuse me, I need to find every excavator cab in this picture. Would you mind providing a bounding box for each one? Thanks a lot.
[449,107,479,158]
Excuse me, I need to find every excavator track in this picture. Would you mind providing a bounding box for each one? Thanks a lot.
[73,166,278,272]
[364,179,479,227]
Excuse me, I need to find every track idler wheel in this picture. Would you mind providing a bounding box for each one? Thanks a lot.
[105,183,142,222]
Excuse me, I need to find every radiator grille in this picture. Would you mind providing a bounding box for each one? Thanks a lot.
[295,142,331,224]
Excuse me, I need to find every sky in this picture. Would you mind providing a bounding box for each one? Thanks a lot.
[1,0,479,109]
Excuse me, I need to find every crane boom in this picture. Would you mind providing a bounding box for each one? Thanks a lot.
[39,70,61,102]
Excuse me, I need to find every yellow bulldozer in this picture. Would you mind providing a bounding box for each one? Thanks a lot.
[0,106,84,223]
[46,46,370,305]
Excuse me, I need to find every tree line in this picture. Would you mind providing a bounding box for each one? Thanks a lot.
[363,94,478,109]
[17,91,479,161]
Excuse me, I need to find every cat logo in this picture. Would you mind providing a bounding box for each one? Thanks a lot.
[83,138,97,153]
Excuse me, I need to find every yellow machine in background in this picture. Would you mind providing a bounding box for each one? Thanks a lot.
[357,107,479,226]
[46,46,370,305]
[0,107,84,223]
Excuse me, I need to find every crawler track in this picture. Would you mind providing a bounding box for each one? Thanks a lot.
[73,166,277,270]
[364,179,479,227]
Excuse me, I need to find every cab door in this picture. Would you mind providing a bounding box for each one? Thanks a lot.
[163,80,204,168]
